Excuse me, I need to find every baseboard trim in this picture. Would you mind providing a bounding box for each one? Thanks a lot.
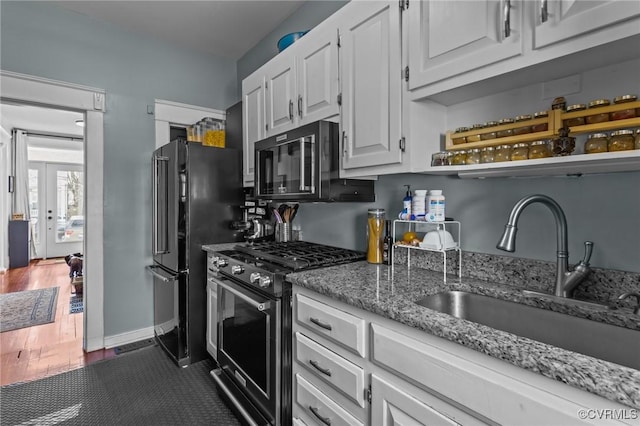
[104,326,155,349]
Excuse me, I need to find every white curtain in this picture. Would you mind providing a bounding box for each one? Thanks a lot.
[12,129,38,257]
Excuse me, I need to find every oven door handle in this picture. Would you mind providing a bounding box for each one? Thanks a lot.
[217,279,271,311]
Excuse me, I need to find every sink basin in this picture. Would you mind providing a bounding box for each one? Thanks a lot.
[416,291,640,370]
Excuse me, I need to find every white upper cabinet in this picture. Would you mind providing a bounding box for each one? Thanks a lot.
[339,0,404,171]
[533,0,640,50]
[407,0,524,90]
[242,72,266,186]
[296,25,340,125]
[265,23,340,137]
[264,49,297,136]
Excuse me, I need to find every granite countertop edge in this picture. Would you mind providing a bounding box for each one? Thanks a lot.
[286,261,640,409]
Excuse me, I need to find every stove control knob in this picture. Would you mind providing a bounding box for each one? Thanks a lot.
[231,265,244,275]
[216,258,227,267]
[249,272,261,284]
[258,276,271,289]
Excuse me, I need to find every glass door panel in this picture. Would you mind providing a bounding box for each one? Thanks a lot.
[46,164,83,258]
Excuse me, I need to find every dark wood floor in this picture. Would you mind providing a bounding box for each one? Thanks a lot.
[0,259,115,386]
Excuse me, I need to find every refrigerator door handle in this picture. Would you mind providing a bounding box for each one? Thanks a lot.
[152,155,170,255]
[146,265,179,283]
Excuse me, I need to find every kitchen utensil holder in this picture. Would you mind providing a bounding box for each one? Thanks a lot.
[275,223,292,242]
[392,220,462,283]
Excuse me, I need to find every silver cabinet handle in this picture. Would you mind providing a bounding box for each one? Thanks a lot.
[309,359,332,376]
[298,95,303,117]
[342,131,348,158]
[540,0,548,23]
[309,317,332,330]
[309,406,331,426]
[503,0,512,39]
[289,100,294,120]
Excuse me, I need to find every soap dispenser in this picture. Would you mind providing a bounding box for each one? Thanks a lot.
[400,185,412,220]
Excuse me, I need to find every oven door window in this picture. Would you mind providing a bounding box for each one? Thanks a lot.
[218,281,277,399]
[257,135,315,196]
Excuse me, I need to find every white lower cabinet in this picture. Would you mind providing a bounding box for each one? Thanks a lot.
[207,278,218,361]
[292,285,636,426]
[205,276,217,361]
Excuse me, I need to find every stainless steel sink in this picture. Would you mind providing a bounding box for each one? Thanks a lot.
[416,291,640,370]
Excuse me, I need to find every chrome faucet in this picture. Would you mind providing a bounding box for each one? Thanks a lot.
[496,194,593,298]
[615,293,640,314]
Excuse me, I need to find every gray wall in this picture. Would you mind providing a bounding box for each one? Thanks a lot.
[1,1,238,336]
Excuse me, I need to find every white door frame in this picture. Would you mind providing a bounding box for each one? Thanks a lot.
[1,70,105,352]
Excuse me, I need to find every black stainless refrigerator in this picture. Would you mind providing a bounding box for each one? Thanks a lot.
[148,137,243,367]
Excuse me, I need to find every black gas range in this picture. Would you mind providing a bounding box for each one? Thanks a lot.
[208,241,364,426]
[212,241,365,297]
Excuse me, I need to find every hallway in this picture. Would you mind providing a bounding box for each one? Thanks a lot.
[0,259,114,385]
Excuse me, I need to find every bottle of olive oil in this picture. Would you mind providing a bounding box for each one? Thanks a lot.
[382,220,392,265]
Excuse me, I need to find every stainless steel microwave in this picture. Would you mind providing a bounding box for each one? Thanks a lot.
[254,121,375,202]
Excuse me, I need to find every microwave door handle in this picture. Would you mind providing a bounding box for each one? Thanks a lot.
[299,138,306,192]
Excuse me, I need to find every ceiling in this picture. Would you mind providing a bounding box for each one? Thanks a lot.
[53,1,308,59]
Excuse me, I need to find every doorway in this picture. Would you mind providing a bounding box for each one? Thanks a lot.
[29,162,84,259]
[1,70,106,353]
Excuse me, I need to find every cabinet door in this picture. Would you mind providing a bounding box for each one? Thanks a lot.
[206,277,218,360]
[296,25,340,126]
[242,73,266,186]
[265,50,297,136]
[533,0,640,49]
[371,375,461,426]
[407,0,523,90]
[339,0,403,170]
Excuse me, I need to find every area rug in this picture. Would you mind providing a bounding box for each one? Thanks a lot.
[36,258,66,266]
[70,294,83,314]
[0,287,59,332]
[0,345,240,425]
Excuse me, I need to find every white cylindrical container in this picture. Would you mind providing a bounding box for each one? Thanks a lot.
[427,190,445,222]
[412,190,427,221]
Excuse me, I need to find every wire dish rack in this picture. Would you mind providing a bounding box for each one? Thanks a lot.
[392,220,462,283]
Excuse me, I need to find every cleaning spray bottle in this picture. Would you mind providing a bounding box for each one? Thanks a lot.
[399,185,412,220]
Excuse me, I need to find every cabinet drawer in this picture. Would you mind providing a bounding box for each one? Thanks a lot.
[295,374,364,426]
[295,294,366,357]
[295,332,365,407]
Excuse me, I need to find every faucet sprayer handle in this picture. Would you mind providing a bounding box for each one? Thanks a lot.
[581,241,594,265]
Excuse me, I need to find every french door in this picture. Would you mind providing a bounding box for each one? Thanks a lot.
[29,162,84,258]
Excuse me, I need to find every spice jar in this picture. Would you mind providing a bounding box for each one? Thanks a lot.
[451,150,467,165]
[466,124,484,143]
[611,95,637,121]
[513,115,533,135]
[511,143,529,161]
[466,148,481,165]
[529,140,551,159]
[564,104,587,127]
[431,151,449,166]
[608,129,635,152]
[586,99,611,124]
[452,127,468,145]
[496,118,514,138]
[367,209,385,264]
[480,146,495,163]
[532,111,549,132]
[495,144,512,162]
[481,121,498,140]
[552,96,566,111]
[584,133,609,154]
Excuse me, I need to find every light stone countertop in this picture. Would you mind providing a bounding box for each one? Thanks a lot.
[286,261,640,409]
[202,242,640,409]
